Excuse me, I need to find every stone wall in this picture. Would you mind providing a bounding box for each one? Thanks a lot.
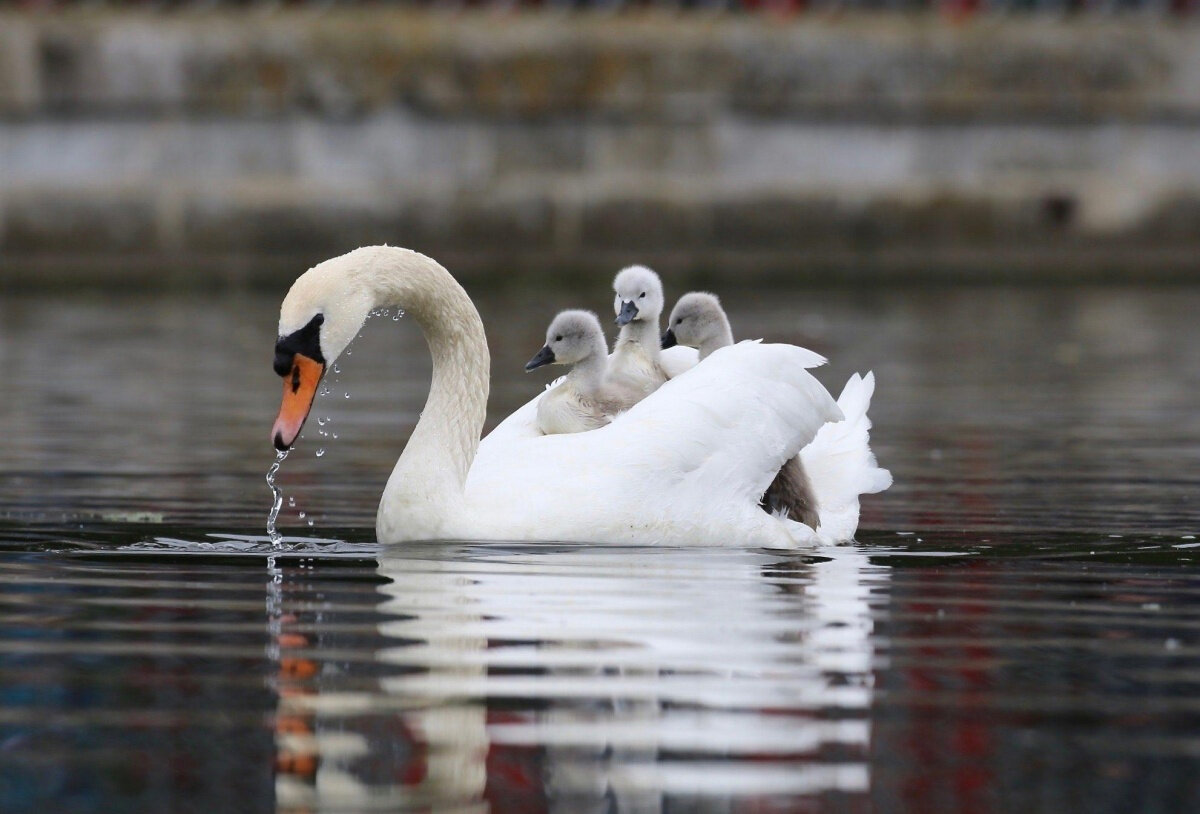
[2,10,1199,288]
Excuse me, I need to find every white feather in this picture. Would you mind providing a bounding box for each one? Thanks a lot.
[801,371,893,543]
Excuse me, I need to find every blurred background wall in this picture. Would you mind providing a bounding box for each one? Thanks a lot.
[1,4,1199,289]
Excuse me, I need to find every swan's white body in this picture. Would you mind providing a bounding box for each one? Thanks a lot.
[276,246,889,547]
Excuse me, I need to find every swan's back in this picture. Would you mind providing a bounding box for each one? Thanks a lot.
[465,341,839,545]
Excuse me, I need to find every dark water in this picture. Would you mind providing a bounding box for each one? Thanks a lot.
[2,285,1198,812]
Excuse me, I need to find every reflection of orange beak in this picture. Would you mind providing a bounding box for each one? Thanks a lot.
[272,354,324,451]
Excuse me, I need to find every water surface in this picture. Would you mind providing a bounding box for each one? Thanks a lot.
[1,285,1198,812]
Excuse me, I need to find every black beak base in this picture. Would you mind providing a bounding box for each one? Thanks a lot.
[274,313,325,376]
[661,328,677,349]
[616,300,639,326]
[525,345,556,371]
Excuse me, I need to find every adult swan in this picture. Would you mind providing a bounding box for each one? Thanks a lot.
[270,246,890,547]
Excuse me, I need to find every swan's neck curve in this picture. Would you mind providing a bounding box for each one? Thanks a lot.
[352,248,489,539]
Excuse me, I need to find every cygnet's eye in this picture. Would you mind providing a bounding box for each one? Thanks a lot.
[554,335,563,342]
[675,317,683,325]
[639,292,646,299]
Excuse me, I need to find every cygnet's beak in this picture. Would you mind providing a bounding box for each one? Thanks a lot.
[525,345,556,372]
[272,353,324,451]
[661,328,677,349]
[615,300,639,326]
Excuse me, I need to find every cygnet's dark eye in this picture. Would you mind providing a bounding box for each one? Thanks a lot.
[639,292,646,299]
[554,335,563,342]
[676,318,683,325]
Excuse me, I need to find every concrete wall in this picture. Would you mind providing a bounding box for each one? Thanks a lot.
[2,10,1199,288]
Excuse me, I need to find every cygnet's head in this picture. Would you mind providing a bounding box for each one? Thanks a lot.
[612,265,664,327]
[525,310,606,372]
[661,292,730,350]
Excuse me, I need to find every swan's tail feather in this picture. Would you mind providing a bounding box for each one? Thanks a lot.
[799,371,892,543]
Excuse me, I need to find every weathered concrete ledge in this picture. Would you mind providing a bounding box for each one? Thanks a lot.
[4,11,1199,121]
[2,10,1199,287]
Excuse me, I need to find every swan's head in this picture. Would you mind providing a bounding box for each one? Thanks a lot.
[271,259,375,450]
[612,265,664,327]
[662,292,727,350]
[525,310,605,371]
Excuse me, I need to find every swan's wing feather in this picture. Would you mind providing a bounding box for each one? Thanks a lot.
[607,342,841,507]
[801,371,893,542]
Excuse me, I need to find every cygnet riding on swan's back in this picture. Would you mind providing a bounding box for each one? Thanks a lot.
[525,310,620,435]
[270,246,890,547]
[606,265,673,405]
[662,292,734,363]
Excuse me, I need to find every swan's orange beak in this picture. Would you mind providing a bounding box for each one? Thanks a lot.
[272,354,324,451]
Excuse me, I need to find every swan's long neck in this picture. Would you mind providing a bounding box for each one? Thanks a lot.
[698,320,734,361]
[615,316,662,363]
[354,248,489,537]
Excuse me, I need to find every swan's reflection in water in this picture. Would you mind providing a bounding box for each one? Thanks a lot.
[274,544,890,812]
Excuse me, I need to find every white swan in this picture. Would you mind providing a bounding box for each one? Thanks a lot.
[270,246,885,547]
[524,310,621,435]
[663,291,893,536]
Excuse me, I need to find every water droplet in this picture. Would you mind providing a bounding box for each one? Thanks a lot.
[287,497,295,507]
[332,363,340,374]
[331,433,338,440]
[306,518,315,527]
[265,449,290,548]
[319,430,327,437]
[298,511,306,519]
[343,392,350,399]
[392,313,401,321]
[320,384,331,396]
[317,417,328,426]
[315,448,325,458]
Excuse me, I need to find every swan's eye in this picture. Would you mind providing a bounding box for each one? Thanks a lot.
[639,292,646,299]
[554,335,563,342]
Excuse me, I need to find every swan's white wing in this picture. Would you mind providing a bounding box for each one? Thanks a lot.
[464,342,841,545]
